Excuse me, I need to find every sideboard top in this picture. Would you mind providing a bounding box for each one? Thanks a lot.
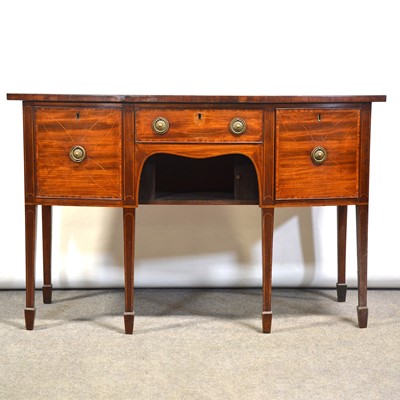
[7,93,386,104]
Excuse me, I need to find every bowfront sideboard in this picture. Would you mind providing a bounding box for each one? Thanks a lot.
[7,93,386,334]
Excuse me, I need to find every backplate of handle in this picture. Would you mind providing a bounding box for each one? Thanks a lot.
[229,118,247,135]
[69,145,86,163]
[311,146,327,164]
[152,117,169,135]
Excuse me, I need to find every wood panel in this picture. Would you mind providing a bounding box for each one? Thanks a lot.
[35,107,122,199]
[276,108,360,200]
[7,93,387,104]
[262,109,275,205]
[359,104,372,202]
[123,106,135,205]
[23,103,35,203]
[136,109,263,143]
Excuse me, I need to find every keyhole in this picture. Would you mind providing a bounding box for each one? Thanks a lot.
[76,112,80,120]
[198,113,202,120]
[317,114,321,122]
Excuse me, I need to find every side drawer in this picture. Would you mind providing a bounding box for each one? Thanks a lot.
[275,108,360,200]
[135,109,263,143]
[35,107,122,199]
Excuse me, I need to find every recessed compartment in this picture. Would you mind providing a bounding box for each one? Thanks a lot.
[139,154,259,204]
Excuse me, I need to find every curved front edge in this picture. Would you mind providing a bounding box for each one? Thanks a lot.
[133,143,264,206]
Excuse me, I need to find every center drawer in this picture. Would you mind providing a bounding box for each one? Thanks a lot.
[135,109,263,143]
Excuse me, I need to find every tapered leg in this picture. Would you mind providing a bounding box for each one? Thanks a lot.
[25,205,37,330]
[42,206,52,304]
[123,208,136,334]
[356,205,368,328]
[337,206,348,302]
[261,207,274,333]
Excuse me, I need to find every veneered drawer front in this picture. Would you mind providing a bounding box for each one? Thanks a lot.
[135,109,263,143]
[35,107,122,199]
[275,109,360,200]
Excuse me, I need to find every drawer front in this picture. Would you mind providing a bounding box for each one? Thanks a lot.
[275,109,360,200]
[35,107,122,199]
[135,109,263,143]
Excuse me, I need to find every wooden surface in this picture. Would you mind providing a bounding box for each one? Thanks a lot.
[35,107,122,199]
[275,108,360,200]
[337,206,348,302]
[42,206,52,304]
[23,104,35,204]
[7,93,385,333]
[262,208,274,333]
[24,205,37,330]
[136,108,263,143]
[123,208,135,334]
[7,93,387,104]
[356,205,369,328]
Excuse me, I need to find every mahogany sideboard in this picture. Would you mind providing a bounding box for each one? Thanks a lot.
[7,93,386,334]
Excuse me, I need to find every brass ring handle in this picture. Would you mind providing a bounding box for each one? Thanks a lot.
[311,146,327,164]
[229,118,247,135]
[152,117,169,135]
[69,145,86,163]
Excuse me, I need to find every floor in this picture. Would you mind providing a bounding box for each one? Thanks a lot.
[1,288,399,399]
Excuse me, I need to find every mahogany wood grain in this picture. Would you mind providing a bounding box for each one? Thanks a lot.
[36,198,123,207]
[7,93,385,333]
[356,205,369,328]
[35,107,122,199]
[262,109,275,205]
[261,208,274,333]
[42,205,52,304]
[274,198,367,207]
[25,205,37,330]
[123,106,136,206]
[22,103,37,329]
[23,103,35,204]
[359,104,372,202]
[276,109,360,200]
[123,208,135,334]
[136,109,263,143]
[7,93,387,104]
[337,206,348,302]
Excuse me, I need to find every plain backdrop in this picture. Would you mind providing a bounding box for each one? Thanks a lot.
[0,0,398,289]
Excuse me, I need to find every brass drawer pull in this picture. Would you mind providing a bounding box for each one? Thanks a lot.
[69,145,86,163]
[152,117,169,135]
[311,146,327,164]
[229,118,246,135]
